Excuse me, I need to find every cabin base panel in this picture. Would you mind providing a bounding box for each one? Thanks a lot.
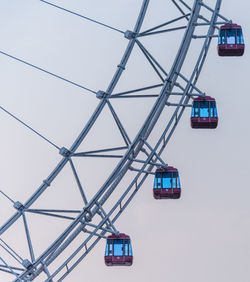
[153,189,181,200]
[191,118,218,129]
[218,45,244,56]
[105,256,133,266]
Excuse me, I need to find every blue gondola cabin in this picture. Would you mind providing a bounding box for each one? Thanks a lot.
[191,96,218,129]
[104,233,133,266]
[153,166,181,199]
[218,23,244,56]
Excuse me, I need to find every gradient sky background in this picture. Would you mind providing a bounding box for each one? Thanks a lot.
[0,1,249,282]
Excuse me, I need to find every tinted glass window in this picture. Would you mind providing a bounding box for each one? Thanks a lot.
[105,239,113,256]
[192,101,199,117]
[162,172,172,188]
[173,172,179,188]
[219,29,226,44]
[236,29,244,44]
[129,242,133,256]
[113,239,123,256]
[214,107,218,118]
[210,101,218,118]
[177,176,181,189]
[200,101,209,117]
[154,172,162,188]
[172,177,176,188]
[226,29,236,44]
[124,239,130,256]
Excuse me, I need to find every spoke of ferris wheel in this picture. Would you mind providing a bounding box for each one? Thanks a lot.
[111,84,187,99]
[0,50,96,94]
[135,39,168,78]
[0,244,22,266]
[22,213,35,263]
[40,0,124,34]
[178,0,192,11]
[0,105,60,150]
[72,154,123,159]
[26,210,76,221]
[27,209,81,213]
[111,83,163,97]
[111,94,159,99]
[72,146,128,157]
[0,190,15,204]
[107,100,131,146]
[139,13,190,36]
[172,0,190,20]
[0,264,23,274]
[69,158,88,205]
[0,239,23,264]
[138,26,187,37]
[0,257,21,279]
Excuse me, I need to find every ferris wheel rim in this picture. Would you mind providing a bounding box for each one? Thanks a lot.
[0,1,225,281]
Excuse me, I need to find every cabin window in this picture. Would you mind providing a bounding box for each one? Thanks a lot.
[177,176,181,188]
[129,242,133,256]
[236,29,244,44]
[105,239,113,256]
[226,29,236,44]
[218,29,226,44]
[113,239,123,256]
[199,101,209,118]
[192,101,199,117]
[210,101,218,117]
[154,172,161,188]
[162,172,172,188]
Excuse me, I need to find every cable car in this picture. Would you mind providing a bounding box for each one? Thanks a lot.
[218,24,244,56]
[153,166,181,199]
[104,233,133,266]
[191,96,218,129]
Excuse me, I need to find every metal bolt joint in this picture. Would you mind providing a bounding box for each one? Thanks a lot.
[14,201,25,211]
[59,147,71,157]
[96,90,108,99]
[124,30,136,39]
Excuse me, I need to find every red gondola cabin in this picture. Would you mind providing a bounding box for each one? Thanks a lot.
[218,24,245,56]
[104,233,133,266]
[191,96,218,129]
[153,166,181,199]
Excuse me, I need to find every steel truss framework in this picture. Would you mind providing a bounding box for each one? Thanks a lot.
[0,0,232,281]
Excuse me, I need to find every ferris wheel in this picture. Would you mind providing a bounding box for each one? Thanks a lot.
[0,0,245,281]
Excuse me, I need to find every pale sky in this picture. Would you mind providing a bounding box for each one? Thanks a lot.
[0,1,249,282]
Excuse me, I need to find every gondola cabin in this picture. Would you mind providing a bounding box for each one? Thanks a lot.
[191,96,218,129]
[104,233,133,266]
[153,166,181,199]
[218,24,244,56]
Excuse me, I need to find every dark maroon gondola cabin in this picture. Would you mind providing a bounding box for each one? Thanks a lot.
[104,233,133,266]
[191,96,218,129]
[218,24,245,56]
[153,166,181,199]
